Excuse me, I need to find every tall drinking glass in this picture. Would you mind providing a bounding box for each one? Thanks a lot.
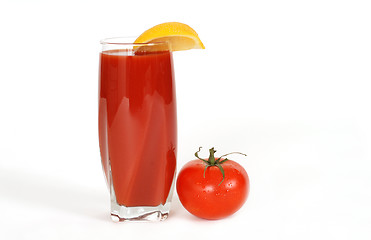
[98,38,177,222]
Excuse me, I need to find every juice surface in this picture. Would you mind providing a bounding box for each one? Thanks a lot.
[99,49,177,207]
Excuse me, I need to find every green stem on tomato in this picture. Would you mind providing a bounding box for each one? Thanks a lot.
[217,152,247,163]
[196,147,247,186]
[209,147,216,165]
[195,147,209,164]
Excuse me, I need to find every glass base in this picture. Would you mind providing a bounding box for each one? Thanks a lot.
[107,161,176,222]
[110,202,171,222]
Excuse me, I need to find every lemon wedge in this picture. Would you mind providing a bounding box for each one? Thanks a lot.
[134,22,205,51]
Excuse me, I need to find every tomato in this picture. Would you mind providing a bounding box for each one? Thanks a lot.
[176,147,249,220]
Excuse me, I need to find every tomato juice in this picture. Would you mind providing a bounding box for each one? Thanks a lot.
[99,49,177,207]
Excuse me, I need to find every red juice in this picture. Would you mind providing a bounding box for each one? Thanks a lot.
[99,49,177,207]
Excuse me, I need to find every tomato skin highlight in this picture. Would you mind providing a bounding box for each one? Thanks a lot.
[176,159,249,220]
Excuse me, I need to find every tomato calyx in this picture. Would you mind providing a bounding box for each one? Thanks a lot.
[195,147,247,186]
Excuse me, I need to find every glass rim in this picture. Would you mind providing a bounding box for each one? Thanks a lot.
[100,37,168,46]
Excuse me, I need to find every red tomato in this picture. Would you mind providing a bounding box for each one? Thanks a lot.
[176,147,249,220]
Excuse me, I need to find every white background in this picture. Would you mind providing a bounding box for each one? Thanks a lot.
[0,0,370,239]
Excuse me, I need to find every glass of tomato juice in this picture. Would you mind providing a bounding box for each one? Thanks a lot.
[98,38,177,222]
